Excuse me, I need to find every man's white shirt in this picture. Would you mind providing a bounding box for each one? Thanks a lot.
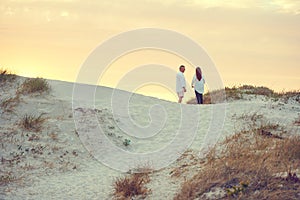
[176,72,186,92]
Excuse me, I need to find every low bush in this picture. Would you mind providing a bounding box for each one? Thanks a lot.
[18,78,50,94]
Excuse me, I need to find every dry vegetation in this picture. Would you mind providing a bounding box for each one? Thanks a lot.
[174,128,300,199]
[1,69,51,95]
[187,85,300,104]
[1,71,299,199]
[0,95,20,113]
[18,77,50,94]
[1,73,78,194]
[0,171,20,187]
[113,171,151,200]
[1,72,51,114]
[20,113,46,132]
[0,68,16,85]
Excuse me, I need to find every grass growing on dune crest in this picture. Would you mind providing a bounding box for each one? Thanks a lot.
[0,68,16,84]
[174,128,300,199]
[187,85,300,104]
[18,78,50,94]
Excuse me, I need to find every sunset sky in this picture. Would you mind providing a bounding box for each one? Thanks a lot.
[1,0,300,102]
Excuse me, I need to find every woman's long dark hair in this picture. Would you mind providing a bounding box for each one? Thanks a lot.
[196,67,202,81]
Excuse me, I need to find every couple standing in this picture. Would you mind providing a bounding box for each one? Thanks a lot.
[176,65,205,104]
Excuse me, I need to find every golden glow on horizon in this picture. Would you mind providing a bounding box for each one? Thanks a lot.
[1,0,299,101]
[96,49,196,102]
[97,50,193,86]
[134,84,178,102]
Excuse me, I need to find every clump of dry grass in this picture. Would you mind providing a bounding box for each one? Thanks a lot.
[186,89,226,104]
[203,89,226,104]
[187,86,242,104]
[276,90,300,100]
[113,172,151,199]
[222,85,274,99]
[20,113,46,132]
[0,68,16,84]
[238,85,274,96]
[174,130,300,199]
[18,78,50,94]
[0,95,20,112]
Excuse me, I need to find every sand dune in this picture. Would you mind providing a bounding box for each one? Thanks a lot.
[0,76,299,199]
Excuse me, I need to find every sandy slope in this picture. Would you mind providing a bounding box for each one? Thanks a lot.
[0,77,299,199]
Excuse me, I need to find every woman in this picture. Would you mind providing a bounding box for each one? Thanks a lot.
[191,67,205,104]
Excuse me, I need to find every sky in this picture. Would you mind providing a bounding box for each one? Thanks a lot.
[1,0,300,102]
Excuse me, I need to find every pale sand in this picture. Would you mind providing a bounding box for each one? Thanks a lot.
[0,77,299,199]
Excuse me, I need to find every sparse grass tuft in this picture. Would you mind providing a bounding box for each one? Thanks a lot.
[0,68,16,84]
[18,78,50,94]
[0,95,20,112]
[113,172,151,199]
[20,113,46,132]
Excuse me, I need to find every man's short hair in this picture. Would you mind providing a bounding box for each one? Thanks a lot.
[179,65,185,70]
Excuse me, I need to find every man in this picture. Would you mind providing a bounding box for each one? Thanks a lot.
[176,65,187,103]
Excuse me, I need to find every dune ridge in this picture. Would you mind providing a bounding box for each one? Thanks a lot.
[0,74,299,199]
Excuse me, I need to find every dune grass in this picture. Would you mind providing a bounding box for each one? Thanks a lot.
[0,68,16,84]
[174,128,300,199]
[0,95,21,112]
[113,170,151,199]
[187,85,300,104]
[20,113,46,132]
[18,78,50,94]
